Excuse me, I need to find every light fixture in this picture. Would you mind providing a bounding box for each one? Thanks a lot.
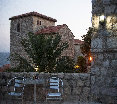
[74,65,80,69]
[99,15,106,27]
[34,66,39,72]
[99,15,105,22]
[89,56,93,61]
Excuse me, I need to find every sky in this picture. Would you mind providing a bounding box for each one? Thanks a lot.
[0,0,92,52]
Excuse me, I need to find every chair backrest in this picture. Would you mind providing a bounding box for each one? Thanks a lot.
[46,76,64,101]
[49,76,63,92]
[49,77,60,92]
[7,77,25,96]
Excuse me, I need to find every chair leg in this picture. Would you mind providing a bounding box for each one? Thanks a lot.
[22,95,23,104]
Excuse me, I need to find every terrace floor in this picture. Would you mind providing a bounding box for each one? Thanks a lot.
[0,100,102,104]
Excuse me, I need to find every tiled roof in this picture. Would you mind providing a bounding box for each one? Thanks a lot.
[74,39,83,45]
[9,11,57,22]
[36,24,66,34]
[0,64,10,72]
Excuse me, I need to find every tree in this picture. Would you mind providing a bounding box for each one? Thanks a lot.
[75,56,87,73]
[10,33,74,72]
[56,56,74,73]
[80,27,93,57]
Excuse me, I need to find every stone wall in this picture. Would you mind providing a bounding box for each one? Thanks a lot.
[0,72,91,104]
[91,0,117,104]
[59,25,75,58]
[33,16,55,33]
[92,0,117,30]
[10,13,56,68]
[90,53,117,104]
[74,44,83,63]
[10,13,75,68]
[10,16,34,67]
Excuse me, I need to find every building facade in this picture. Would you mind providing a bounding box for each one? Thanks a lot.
[9,12,74,67]
[74,39,83,63]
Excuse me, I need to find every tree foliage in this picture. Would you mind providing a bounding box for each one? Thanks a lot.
[9,33,74,72]
[76,56,87,73]
[80,27,93,57]
[56,56,74,73]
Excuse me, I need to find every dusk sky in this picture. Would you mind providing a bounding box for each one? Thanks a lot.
[0,0,92,52]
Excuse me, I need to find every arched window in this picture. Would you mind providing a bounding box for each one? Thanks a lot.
[40,21,41,25]
[37,20,39,25]
[17,23,20,32]
[37,20,42,25]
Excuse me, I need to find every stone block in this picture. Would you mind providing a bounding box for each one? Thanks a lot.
[111,60,117,68]
[69,80,77,88]
[112,77,117,86]
[77,79,84,86]
[57,73,64,78]
[114,53,117,59]
[107,37,117,49]
[64,73,72,80]
[72,87,82,95]
[83,87,90,96]
[97,54,103,60]
[91,86,100,95]
[63,79,70,87]
[91,67,100,75]
[64,86,71,95]
[79,93,89,102]
[84,80,90,87]
[103,0,110,5]
[101,87,117,96]
[103,60,109,67]
[79,73,90,80]
[100,68,107,76]
[71,73,80,79]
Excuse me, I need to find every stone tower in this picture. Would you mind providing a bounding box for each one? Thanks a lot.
[9,12,57,67]
[91,0,117,103]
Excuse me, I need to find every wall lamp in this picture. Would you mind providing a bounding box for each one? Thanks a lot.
[34,66,39,72]
[99,15,106,26]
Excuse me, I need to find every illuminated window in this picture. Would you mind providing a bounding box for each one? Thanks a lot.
[17,23,20,32]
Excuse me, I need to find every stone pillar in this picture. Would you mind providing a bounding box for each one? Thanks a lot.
[91,0,117,103]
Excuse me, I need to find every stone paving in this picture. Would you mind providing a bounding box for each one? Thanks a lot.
[0,100,102,104]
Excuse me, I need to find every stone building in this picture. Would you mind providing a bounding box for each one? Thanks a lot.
[74,39,83,62]
[9,12,74,67]
[91,0,117,103]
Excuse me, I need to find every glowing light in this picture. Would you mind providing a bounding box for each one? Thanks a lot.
[89,56,93,61]
[99,15,105,22]
[34,66,39,72]
[74,65,80,69]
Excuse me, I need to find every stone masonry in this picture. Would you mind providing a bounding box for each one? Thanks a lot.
[9,12,74,68]
[9,12,56,68]
[74,39,83,63]
[6,1,117,104]
[91,0,117,103]
[0,72,91,104]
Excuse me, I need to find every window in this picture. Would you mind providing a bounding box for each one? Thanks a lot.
[40,21,41,25]
[37,20,39,25]
[37,20,42,25]
[17,23,20,32]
